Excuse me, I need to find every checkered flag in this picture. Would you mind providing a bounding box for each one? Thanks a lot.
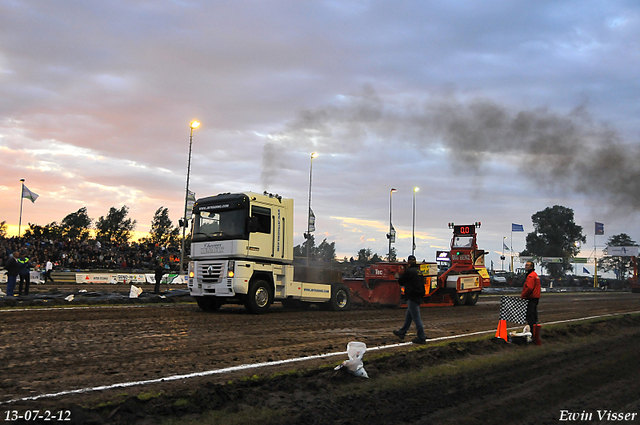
[499,296,529,324]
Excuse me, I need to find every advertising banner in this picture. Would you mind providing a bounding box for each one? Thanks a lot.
[144,273,185,284]
[0,270,42,284]
[606,246,639,257]
[76,273,148,284]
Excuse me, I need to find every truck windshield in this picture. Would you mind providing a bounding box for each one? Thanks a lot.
[192,208,247,241]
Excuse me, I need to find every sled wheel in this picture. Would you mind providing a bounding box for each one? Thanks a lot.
[453,292,468,306]
[465,292,480,306]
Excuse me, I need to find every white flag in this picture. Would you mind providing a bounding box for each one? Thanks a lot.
[22,185,39,203]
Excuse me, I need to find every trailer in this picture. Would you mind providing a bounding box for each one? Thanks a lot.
[343,223,490,307]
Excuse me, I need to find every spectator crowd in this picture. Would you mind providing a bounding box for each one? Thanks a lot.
[1,235,181,273]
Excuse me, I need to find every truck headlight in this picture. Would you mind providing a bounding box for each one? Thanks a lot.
[227,260,235,278]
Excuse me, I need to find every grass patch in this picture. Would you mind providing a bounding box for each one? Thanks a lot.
[88,392,130,409]
[173,398,190,407]
[137,390,163,401]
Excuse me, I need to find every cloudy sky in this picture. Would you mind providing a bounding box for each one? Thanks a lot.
[1,0,639,272]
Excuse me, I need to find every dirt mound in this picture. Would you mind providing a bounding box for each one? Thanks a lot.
[50,314,640,425]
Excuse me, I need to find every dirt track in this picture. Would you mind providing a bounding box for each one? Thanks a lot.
[2,290,640,423]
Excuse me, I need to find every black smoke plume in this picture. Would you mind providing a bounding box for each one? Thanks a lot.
[263,86,639,210]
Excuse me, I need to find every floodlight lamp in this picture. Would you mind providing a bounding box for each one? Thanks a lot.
[190,120,200,129]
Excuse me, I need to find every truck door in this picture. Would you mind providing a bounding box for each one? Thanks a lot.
[249,205,274,259]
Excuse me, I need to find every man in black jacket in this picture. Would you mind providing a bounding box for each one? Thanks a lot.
[393,255,428,344]
[4,251,20,297]
[154,261,165,295]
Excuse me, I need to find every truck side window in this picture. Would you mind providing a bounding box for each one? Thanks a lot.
[251,206,271,234]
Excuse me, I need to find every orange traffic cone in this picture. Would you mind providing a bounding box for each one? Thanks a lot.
[532,324,542,346]
[495,319,508,342]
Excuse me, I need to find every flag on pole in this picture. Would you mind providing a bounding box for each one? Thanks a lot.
[186,190,196,217]
[389,224,396,243]
[22,185,39,203]
[595,222,604,235]
[583,267,590,274]
[308,208,316,232]
[512,223,524,232]
[503,242,510,251]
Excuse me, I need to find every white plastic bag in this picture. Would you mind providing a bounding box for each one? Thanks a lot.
[334,341,368,378]
[510,325,532,337]
[129,285,143,298]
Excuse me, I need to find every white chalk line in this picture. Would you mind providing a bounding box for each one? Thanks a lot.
[2,309,639,406]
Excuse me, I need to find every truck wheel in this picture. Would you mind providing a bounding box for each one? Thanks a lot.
[195,296,223,312]
[466,292,479,306]
[245,279,272,314]
[453,292,468,306]
[329,283,350,311]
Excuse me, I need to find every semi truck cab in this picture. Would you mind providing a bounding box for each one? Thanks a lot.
[188,192,350,313]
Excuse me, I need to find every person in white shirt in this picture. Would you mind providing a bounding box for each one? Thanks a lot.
[44,260,55,283]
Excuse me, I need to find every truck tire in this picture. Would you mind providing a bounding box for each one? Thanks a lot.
[195,296,223,312]
[328,283,350,311]
[453,292,468,306]
[245,279,273,314]
[465,291,479,306]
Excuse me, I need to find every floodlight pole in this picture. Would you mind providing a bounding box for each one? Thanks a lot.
[179,121,199,274]
[18,179,25,238]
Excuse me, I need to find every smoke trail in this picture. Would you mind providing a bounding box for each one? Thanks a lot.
[262,86,640,209]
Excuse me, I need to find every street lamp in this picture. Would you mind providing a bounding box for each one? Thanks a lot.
[387,188,397,261]
[412,187,419,256]
[502,236,507,271]
[179,120,200,274]
[305,152,318,266]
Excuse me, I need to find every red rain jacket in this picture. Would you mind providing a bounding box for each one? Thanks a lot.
[521,270,541,299]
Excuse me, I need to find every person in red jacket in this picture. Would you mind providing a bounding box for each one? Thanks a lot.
[521,261,541,330]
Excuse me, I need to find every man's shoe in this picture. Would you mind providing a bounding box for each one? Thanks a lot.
[393,330,406,340]
[412,337,427,345]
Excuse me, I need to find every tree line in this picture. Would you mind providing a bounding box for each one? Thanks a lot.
[3,204,636,279]
[2,206,180,247]
[519,205,638,279]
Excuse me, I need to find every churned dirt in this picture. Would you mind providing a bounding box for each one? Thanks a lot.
[1,288,640,424]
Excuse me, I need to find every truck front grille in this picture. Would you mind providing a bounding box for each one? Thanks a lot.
[197,262,225,284]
